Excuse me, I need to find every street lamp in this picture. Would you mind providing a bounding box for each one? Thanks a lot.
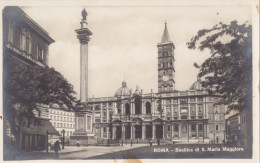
[62,129,65,149]
[108,111,114,146]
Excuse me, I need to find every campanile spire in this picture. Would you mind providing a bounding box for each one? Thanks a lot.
[157,22,175,93]
[161,21,171,43]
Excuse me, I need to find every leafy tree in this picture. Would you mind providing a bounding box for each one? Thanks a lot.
[3,58,77,150]
[187,20,252,114]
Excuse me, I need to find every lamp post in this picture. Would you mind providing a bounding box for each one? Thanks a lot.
[223,129,226,145]
[108,111,113,146]
[62,129,65,149]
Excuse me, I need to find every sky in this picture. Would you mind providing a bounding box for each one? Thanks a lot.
[21,5,251,99]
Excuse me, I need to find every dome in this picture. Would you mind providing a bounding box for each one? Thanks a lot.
[115,81,131,97]
[189,78,205,90]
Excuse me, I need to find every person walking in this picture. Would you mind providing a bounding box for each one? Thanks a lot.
[54,140,61,159]
[149,138,152,147]
[157,138,160,146]
[130,138,133,146]
[77,140,80,147]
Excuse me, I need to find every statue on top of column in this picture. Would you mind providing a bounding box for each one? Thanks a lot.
[82,8,87,20]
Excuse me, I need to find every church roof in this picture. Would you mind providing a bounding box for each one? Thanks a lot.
[161,22,171,43]
[115,81,131,97]
[189,77,206,90]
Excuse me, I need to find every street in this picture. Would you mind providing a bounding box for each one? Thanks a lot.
[15,143,250,160]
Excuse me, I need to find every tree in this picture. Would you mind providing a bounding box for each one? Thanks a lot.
[187,20,252,114]
[3,58,77,150]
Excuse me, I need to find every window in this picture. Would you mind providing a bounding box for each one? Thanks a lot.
[191,125,196,131]
[181,115,187,119]
[190,98,195,102]
[181,108,188,113]
[190,106,195,112]
[191,116,195,119]
[174,117,178,120]
[198,105,203,112]
[57,123,59,127]
[70,124,72,128]
[198,97,203,102]
[174,105,178,113]
[216,125,218,131]
[54,116,56,120]
[103,127,106,132]
[37,46,44,61]
[25,32,31,53]
[182,125,187,132]
[54,122,56,127]
[173,99,178,103]
[174,125,178,131]
[167,125,171,131]
[199,116,203,119]
[198,124,203,131]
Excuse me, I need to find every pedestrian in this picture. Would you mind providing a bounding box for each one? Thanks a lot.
[121,139,123,146]
[157,138,160,146]
[130,138,133,146]
[54,140,61,159]
[77,140,80,147]
[137,138,139,144]
[149,138,152,147]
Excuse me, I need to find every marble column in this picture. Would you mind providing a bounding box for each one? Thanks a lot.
[152,124,156,139]
[196,124,199,138]
[178,124,181,138]
[131,124,133,139]
[122,125,125,140]
[112,126,116,139]
[142,125,145,140]
[76,14,93,103]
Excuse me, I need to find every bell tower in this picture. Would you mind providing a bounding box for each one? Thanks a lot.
[157,22,175,93]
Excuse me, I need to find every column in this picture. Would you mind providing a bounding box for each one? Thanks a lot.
[172,125,174,138]
[142,124,145,140]
[76,13,92,103]
[188,103,190,119]
[187,123,190,142]
[178,106,180,119]
[133,125,135,139]
[107,127,109,139]
[112,126,116,139]
[203,99,206,118]
[178,124,181,138]
[142,102,145,115]
[196,124,199,138]
[152,124,156,139]
[121,103,124,115]
[131,124,133,139]
[162,123,165,139]
[195,104,198,119]
[171,102,174,120]
[122,125,125,140]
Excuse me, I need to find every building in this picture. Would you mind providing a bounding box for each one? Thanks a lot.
[3,6,58,151]
[86,23,226,143]
[226,110,249,147]
[48,106,76,139]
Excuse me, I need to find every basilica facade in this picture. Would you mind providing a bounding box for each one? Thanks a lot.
[87,23,225,143]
